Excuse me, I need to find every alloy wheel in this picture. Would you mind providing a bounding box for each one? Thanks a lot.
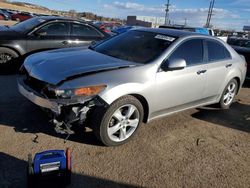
[107,104,140,142]
[223,82,236,106]
[0,53,13,64]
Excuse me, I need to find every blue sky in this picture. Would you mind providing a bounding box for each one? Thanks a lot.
[13,0,250,30]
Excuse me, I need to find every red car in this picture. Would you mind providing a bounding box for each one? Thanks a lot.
[99,23,121,33]
[11,12,33,22]
[0,13,5,20]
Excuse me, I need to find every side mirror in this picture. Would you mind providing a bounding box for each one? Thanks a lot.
[161,58,187,71]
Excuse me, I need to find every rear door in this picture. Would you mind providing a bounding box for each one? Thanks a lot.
[154,39,208,116]
[69,22,106,47]
[202,39,233,99]
[26,21,71,53]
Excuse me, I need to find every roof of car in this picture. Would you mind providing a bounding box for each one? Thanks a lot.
[134,27,207,38]
[35,16,88,23]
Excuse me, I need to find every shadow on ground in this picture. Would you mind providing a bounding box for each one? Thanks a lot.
[193,102,250,133]
[243,79,250,88]
[0,152,138,188]
[0,75,102,146]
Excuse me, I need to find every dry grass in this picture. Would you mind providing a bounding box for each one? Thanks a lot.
[0,20,16,26]
[0,1,51,14]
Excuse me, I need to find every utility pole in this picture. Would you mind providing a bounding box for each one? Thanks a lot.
[184,18,187,26]
[205,0,215,28]
[164,0,171,25]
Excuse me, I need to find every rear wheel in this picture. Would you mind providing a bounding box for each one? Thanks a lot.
[91,95,144,146]
[219,79,238,109]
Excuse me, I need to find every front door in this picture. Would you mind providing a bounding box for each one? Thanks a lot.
[26,21,70,54]
[153,39,207,117]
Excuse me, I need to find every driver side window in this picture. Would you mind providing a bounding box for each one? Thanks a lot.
[168,39,204,66]
[36,22,69,36]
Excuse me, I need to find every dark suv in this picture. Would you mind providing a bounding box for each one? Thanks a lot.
[0,16,110,71]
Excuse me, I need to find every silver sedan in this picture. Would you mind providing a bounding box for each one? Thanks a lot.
[18,28,247,146]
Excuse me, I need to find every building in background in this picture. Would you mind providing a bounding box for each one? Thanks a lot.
[127,16,152,27]
[243,26,250,32]
[136,16,165,28]
[127,16,179,28]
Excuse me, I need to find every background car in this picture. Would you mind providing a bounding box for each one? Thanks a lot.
[159,25,214,35]
[18,28,246,146]
[227,37,250,78]
[227,37,250,48]
[234,47,250,79]
[0,16,110,71]
[112,26,142,34]
[11,12,33,21]
[96,22,121,33]
[0,10,11,20]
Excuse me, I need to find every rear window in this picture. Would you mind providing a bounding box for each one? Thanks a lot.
[207,40,231,62]
[93,30,176,64]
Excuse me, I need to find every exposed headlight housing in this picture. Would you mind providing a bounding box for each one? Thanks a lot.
[50,85,107,99]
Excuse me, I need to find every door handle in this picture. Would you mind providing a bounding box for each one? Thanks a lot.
[225,63,232,68]
[62,40,69,45]
[197,70,207,75]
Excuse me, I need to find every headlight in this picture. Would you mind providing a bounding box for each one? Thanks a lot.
[51,85,107,99]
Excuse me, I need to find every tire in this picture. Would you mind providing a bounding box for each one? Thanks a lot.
[219,79,238,109]
[0,47,19,73]
[91,95,144,146]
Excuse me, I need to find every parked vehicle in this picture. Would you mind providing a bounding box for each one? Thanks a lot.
[0,16,110,70]
[112,26,141,34]
[11,12,33,21]
[233,46,250,79]
[159,25,215,36]
[18,28,246,146]
[0,10,11,20]
[98,22,121,33]
[227,37,250,47]
[0,13,5,20]
[227,37,250,78]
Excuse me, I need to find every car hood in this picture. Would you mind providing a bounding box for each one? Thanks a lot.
[24,47,139,85]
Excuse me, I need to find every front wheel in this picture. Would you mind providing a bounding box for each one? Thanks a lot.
[0,47,19,73]
[91,95,144,146]
[219,79,238,109]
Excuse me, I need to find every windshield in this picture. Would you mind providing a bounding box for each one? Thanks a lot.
[93,30,176,64]
[11,17,46,33]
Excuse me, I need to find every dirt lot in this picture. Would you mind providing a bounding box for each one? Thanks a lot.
[0,75,249,188]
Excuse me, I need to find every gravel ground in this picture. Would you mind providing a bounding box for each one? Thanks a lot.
[0,75,249,188]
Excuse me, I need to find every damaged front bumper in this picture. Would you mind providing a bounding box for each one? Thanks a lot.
[17,77,107,125]
[18,79,61,114]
